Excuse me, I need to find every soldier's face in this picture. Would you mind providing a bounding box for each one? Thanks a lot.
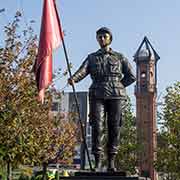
[96,33,111,48]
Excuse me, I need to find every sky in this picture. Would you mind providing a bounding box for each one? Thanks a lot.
[0,0,180,104]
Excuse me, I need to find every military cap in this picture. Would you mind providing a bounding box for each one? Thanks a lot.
[96,27,113,41]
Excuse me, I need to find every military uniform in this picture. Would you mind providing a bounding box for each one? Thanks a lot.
[71,48,136,163]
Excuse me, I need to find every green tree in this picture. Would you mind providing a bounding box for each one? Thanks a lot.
[155,81,180,180]
[115,97,139,175]
[0,11,77,179]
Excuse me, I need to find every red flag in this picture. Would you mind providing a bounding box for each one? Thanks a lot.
[35,0,63,103]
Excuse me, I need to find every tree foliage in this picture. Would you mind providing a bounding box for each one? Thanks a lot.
[155,81,180,180]
[115,97,139,175]
[0,11,77,175]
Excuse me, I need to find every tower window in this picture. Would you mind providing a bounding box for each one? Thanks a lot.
[141,72,146,78]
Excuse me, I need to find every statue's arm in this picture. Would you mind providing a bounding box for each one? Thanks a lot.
[70,57,89,83]
[121,57,136,87]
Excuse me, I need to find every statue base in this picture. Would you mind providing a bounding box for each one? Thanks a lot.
[60,171,140,180]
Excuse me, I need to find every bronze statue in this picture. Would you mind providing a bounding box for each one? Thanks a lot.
[68,27,136,171]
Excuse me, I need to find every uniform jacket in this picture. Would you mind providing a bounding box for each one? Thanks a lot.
[71,48,136,99]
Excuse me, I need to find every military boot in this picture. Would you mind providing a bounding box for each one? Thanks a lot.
[107,154,116,172]
[94,154,102,171]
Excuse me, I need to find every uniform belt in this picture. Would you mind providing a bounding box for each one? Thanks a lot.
[93,76,121,82]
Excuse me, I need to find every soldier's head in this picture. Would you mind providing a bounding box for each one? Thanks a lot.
[96,27,112,48]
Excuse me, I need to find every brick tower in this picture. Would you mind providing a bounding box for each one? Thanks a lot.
[134,37,160,180]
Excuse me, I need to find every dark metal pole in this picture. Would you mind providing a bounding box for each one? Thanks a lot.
[54,2,93,171]
[61,34,93,171]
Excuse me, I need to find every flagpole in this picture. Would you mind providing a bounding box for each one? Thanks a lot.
[54,2,93,171]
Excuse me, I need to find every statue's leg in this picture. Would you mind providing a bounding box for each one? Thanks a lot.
[106,99,122,171]
[90,98,105,170]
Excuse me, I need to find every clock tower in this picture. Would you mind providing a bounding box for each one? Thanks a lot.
[134,37,160,180]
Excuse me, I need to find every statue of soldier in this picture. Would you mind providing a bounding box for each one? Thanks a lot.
[68,27,136,171]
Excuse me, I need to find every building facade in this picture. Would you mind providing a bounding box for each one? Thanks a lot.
[51,91,92,169]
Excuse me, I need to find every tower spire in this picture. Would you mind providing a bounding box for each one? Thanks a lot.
[134,36,160,62]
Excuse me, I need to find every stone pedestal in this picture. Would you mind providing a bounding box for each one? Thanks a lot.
[60,171,140,180]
